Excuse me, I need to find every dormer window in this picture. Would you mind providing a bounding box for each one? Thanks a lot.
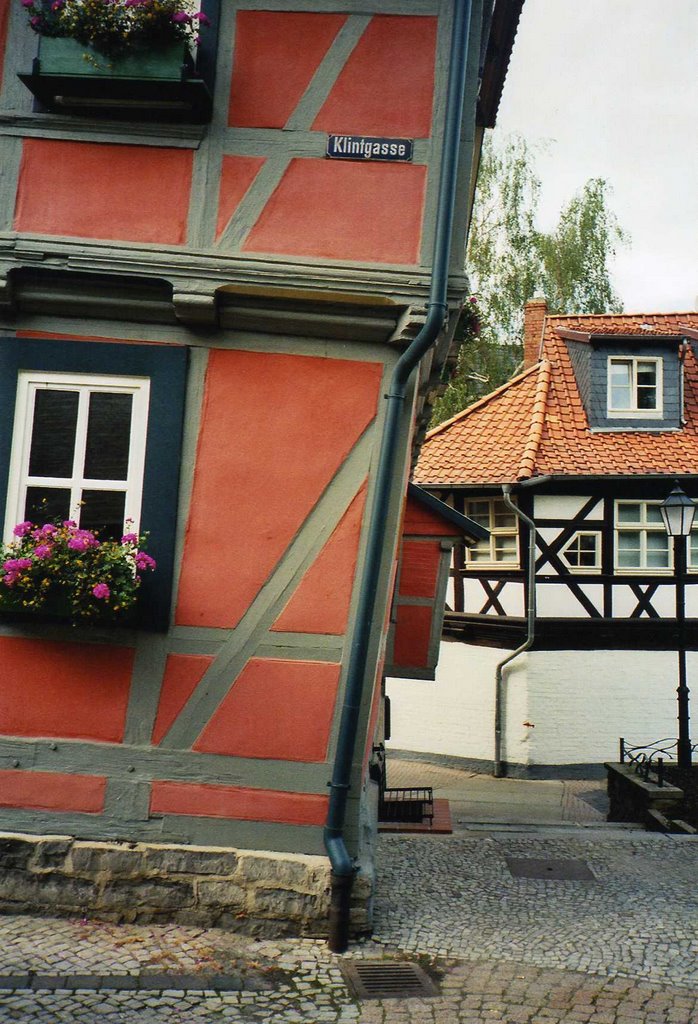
[608,357,662,417]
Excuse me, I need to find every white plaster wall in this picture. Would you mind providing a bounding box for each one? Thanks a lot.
[524,649,687,765]
[387,642,692,769]
[386,640,529,765]
[612,583,675,618]
[534,494,603,520]
[463,578,524,616]
[536,582,604,618]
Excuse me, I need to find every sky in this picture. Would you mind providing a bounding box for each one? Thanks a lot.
[493,0,698,314]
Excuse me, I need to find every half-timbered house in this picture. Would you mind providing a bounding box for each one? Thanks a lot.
[387,301,698,777]
[0,0,521,945]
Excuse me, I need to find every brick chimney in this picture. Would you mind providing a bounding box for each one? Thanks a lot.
[523,297,547,368]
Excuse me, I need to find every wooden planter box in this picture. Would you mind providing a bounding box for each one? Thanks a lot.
[0,589,136,628]
[19,36,212,122]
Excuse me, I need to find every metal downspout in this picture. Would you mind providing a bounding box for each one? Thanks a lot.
[493,484,537,778]
[324,0,473,954]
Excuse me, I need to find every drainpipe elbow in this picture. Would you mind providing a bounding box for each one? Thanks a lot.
[323,830,354,878]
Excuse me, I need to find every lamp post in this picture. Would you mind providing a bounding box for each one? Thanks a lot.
[660,483,696,771]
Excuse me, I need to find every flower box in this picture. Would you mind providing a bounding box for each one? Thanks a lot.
[19,36,212,122]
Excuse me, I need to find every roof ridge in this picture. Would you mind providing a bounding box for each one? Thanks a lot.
[545,311,698,321]
[426,362,540,440]
[517,358,551,481]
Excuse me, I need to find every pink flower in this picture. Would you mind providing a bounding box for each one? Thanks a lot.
[13,521,33,538]
[39,523,58,537]
[21,0,34,7]
[3,558,32,571]
[2,557,33,585]
[171,11,191,22]
[92,583,110,600]
[121,533,138,544]
[135,551,156,572]
[63,520,77,529]
[193,11,210,23]
[33,544,52,559]
[67,529,98,553]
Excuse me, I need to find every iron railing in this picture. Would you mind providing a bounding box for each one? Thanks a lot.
[619,737,698,787]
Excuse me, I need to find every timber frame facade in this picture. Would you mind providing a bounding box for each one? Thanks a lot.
[0,1,522,931]
[387,304,698,776]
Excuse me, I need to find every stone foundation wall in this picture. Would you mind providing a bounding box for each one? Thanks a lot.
[605,763,683,824]
[0,832,373,938]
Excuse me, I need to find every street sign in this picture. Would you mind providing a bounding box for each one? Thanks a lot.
[326,135,413,163]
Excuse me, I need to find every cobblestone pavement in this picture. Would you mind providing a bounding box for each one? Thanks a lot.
[0,828,697,1021]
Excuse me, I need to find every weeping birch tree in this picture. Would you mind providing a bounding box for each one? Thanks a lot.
[431,135,628,424]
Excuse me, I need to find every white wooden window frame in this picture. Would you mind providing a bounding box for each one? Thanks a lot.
[607,356,662,418]
[3,370,150,543]
[463,497,519,567]
[560,531,601,574]
[614,500,671,574]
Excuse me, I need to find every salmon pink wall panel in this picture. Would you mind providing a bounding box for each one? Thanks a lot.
[229,12,346,128]
[175,350,382,628]
[151,780,328,827]
[0,770,106,813]
[14,140,193,244]
[244,159,427,265]
[392,604,432,670]
[399,540,441,599]
[403,497,463,536]
[216,155,266,240]
[193,658,340,762]
[313,16,437,137]
[272,484,367,636]
[0,637,134,742]
[151,654,214,746]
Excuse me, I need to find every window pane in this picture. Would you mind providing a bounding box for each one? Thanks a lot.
[579,535,597,554]
[80,489,126,541]
[565,541,581,566]
[617,504,641,523]
[646,533,669,567]
[466,502,490,528]
[84,392,133,481]
[636,362,656,387]
[646,504,664,524]
[28,389,78,478]
[637,386,657,410]
[611,384,633,409]
[24,486,71,525]
[610,361,631,385]
[617,532,641,567]
[691,533,698,565]
[494,537,517,561]
[493,508,516,529]
[468,540,490,562]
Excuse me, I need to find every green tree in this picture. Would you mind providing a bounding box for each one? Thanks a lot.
[431,135,628,425]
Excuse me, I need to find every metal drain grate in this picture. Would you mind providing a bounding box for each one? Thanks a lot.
[341,961,439,1000]
[505,856,596,881]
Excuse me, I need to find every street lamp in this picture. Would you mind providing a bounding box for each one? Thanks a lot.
[660,483,696,771]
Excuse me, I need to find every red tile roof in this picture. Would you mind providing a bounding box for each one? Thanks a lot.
[414,312,698,485]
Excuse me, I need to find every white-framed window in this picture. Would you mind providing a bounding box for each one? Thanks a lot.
[561,531,601,573]
[686,524,698,572]
[3,371,150,542]
[607,357,662,417]
[614,501,670,572]
[463,498,518,565]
